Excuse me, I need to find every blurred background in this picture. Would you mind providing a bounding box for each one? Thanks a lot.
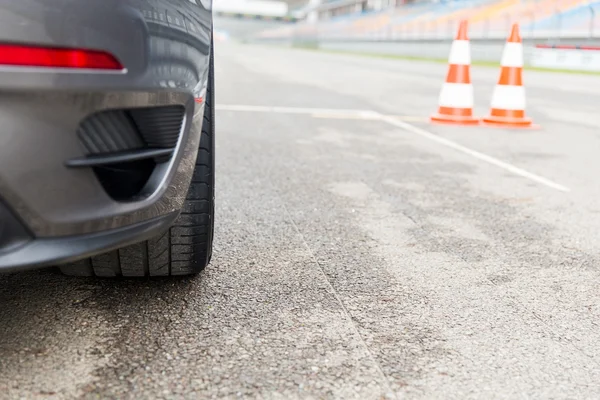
[214,0,600,70]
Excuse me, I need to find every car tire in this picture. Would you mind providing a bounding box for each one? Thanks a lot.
[59,40,215,278]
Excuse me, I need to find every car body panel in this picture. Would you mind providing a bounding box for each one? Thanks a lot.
[0,0,212,238]
[0,0,213,270]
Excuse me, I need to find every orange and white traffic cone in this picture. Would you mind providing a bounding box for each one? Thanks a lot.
[482,23,536,128]
[431,20,478,125]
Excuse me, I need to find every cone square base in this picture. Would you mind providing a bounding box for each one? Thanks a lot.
[482,115,536,128]
[431,113,480,126]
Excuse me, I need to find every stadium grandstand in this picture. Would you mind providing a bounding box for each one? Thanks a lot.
[257,0,600,40]
[214,0,299,21]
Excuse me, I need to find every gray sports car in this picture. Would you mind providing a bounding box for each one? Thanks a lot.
[0,0,215,277]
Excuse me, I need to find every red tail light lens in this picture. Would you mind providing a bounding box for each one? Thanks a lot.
[0,44,124,70]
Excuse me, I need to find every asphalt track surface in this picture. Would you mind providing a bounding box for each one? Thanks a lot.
[2,41,600,399]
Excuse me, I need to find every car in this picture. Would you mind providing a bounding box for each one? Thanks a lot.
[0,0,215,277]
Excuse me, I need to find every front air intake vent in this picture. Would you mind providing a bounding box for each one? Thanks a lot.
[78,110,145,154]
[76,105,185,155]
[70,105,186,202]
[130,106,185,148]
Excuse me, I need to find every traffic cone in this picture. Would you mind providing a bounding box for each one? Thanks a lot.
[431,20,478,125]
[482,24,536,128]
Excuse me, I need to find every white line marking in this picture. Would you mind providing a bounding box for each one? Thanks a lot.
[217,104,373,116]
[311,112,381,120]
[377,115,570,193]
[218,104,426,121]
[217,104,570,192]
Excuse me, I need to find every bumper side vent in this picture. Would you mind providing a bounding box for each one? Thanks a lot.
[70,105,186,202]
[130,106,185,148]
[78,110,145,154]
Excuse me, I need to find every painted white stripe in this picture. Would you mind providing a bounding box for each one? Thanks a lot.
[217,104,379,118]
[217,104,569,192]
[377,114,570,192]
[490,85,526,110]
[312,114,428,122]
[219,105,425,121]
[448,40,471,65]
[311,112,381,120]
[501,42,524,67]
[438,83,474,108]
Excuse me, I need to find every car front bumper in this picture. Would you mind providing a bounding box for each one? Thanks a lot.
[0,0,213,270]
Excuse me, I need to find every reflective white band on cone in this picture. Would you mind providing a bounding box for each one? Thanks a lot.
[500,42,524,67]
[448,40,472,65]
[490,85,526,110]
[439,83,474,108]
